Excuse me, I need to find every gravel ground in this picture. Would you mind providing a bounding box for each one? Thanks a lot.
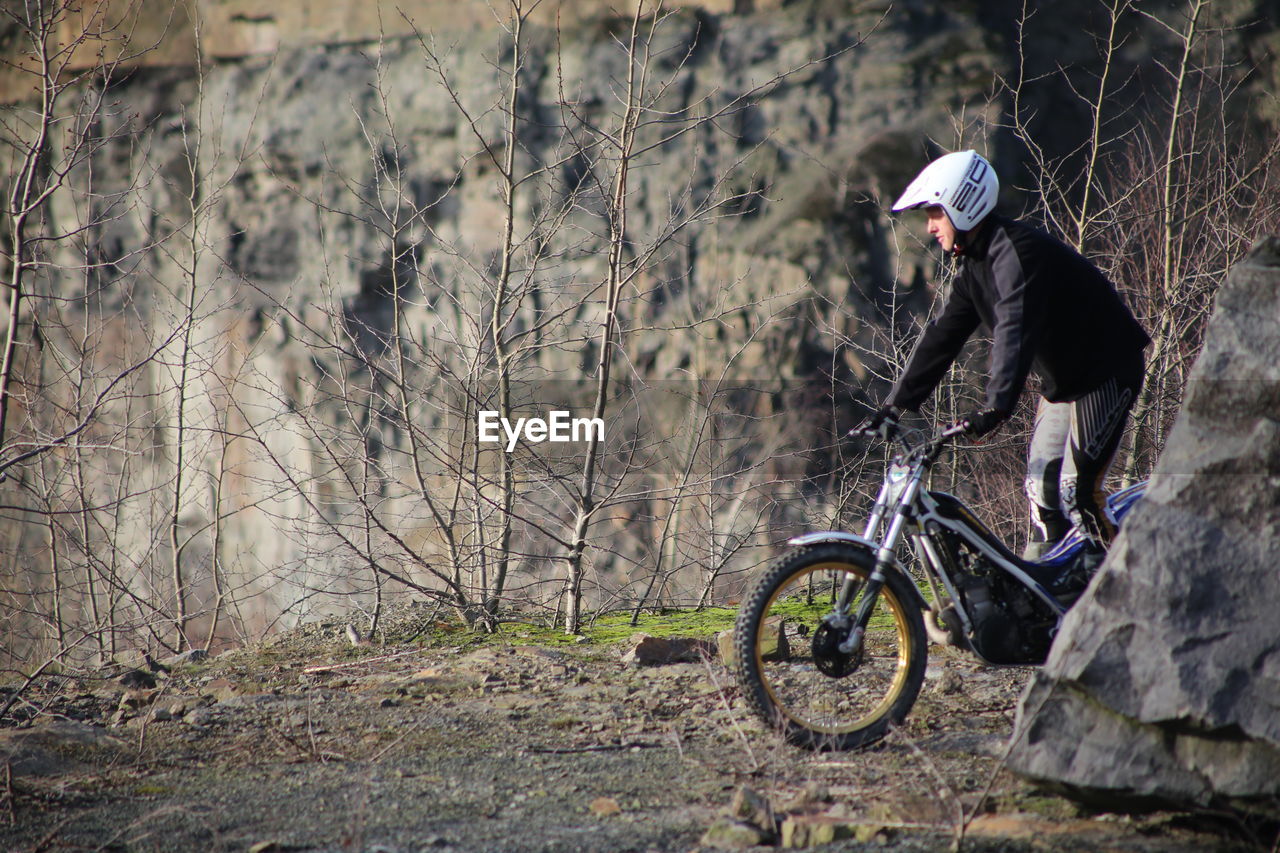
[0,614,1270,852]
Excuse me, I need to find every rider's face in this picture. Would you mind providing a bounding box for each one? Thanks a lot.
[924,206,958,252]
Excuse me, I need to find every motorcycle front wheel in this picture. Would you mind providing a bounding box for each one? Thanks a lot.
[733,543,927,750]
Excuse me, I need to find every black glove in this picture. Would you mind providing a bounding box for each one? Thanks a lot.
[959,407,1008,437]
[852,405,901,440]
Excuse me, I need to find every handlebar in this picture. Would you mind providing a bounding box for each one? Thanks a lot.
[849,419,969,444]
[849,420,970,463]
[907,422,969,460]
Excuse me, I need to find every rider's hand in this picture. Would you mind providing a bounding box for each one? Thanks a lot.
[958,407,1008,437]
[853,405,901,440]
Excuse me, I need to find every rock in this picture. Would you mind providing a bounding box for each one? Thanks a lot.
[202,678,240,703]
[1007,238,1280,815]
[715,630,736,667]
[716,630,734,666]
[588,796,622,817]
[717,617,790,668]
[0,719,126,777]
[401,666,492,693]
[161,648,209,668]
[184,708,219,727]
[216,692,287,709]
[119,669,157,690]
[865,796,955,829]
[728,785,774,833]
[965,813,1153,848]
[778,782,831,814]
[778,814,871,847]
[621,634,716,666]
[513,645,567,663]
[699,817,772,849]
[247,842,285,853]
[701,784,778,847]
[119,687,159,709]
[763,619,792,662]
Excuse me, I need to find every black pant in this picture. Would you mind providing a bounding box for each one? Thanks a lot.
[1025,360,1144,547]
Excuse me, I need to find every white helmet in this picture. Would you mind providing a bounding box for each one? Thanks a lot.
[892,150,997,231]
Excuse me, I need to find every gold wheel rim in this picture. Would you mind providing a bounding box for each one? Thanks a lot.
[755,561,913,735]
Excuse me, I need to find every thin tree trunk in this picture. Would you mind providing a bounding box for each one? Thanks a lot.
[564,3,650,634]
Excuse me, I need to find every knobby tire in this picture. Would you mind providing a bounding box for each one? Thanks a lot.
[733,543,927,750]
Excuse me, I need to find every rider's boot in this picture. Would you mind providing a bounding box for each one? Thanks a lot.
[1021,539,1057,561]
[1022,505,1071,560]
[1049,539,1107,601]
[1074,538,1107,574]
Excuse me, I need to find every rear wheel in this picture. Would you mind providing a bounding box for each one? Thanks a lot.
[733,543,927,750]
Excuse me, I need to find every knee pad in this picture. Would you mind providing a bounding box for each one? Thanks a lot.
[1024,457,1064,508]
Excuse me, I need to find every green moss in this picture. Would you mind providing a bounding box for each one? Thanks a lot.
[766,593,898,631]
[991,791,1083,820]
[134,783,171,796]
[588,607,738,642]
[547,715,580,730]
[399,597,912,651]
[491,607,739,647]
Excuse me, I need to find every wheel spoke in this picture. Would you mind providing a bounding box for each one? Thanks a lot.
[734,545,926,750]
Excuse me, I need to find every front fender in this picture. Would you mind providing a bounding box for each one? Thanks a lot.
[786,531,881,550]
[783,531,931,613]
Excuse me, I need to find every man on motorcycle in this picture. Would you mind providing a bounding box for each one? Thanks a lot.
[859,150,1150,561]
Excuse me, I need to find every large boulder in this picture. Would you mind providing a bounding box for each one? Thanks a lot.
[1007,237,1280,814]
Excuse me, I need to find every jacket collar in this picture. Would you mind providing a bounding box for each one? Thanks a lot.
[955,213,1000,261]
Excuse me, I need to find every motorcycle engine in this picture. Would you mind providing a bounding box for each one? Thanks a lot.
[953,543,1056,665]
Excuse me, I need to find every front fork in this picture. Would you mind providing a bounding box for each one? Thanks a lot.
[825,507,911,655]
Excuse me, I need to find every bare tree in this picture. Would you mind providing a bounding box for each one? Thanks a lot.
[205,0,889,638]
[1005,0,1280,484]
[0,1,162,667]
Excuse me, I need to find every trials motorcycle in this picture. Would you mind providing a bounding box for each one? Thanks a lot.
[732,421,1144,750]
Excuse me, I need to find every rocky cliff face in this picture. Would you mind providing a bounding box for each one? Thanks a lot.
[4,0,1013,648]
[1008,238,1280,814]
[1,1,1277,654]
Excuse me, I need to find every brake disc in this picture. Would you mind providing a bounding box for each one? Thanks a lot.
[811,621,864,678]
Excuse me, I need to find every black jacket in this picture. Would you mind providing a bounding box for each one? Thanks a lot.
[886,215,1150,413]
